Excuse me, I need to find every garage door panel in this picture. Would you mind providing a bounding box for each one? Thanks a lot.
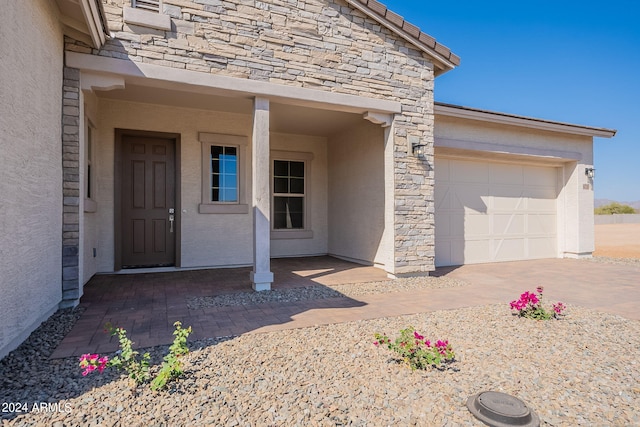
[527,187,557,207]
[529,237,557,258]
[435,158,558,267]
[528,214,556,234]
[494,214,525,235]
[452,160,488,183]
[525,166,557,186]
[465,214,490,237]
[465,240,491,263]
[436,159,451,182]
[434,240,451,267]
[454,186,489,212]
[490,164,524,185]
[435,185,451,210]
[493,238,526,261]
[434,214,451,238]
[492,188,525,210]
[435,240,467,266]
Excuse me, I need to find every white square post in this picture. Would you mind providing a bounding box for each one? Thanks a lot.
[250,97,274,290]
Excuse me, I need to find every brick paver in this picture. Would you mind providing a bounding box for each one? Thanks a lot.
[50,257,639,359]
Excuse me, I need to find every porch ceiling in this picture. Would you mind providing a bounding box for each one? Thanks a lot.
[97,84,364,137]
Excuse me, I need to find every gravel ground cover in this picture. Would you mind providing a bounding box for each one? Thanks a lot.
[585,256,640,267]
[188,276,467,309]
[2,289,639,426]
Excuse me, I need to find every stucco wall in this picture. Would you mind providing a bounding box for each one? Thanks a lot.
[435,116,593,157]
[328,121,385,265]
[0,0,64,358]
[434,115,596,258]
[69,0,438,274]
[270,133,329,258]
[96,99,255,270]
[96,98,334,270]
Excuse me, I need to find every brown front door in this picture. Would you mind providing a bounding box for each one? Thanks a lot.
[120,134,176,268]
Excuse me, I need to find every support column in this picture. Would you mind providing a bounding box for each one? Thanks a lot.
[382,120,396,277]
[60,66,81,308]
[250,97,274,291]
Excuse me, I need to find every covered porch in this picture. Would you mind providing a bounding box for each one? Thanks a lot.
[72,51,403,307]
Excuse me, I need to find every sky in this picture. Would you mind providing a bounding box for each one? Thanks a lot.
[381,0,640,202]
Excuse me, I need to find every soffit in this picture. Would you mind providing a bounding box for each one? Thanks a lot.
[55,0,108,48]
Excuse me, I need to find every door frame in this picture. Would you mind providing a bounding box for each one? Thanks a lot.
[114,129,182,271]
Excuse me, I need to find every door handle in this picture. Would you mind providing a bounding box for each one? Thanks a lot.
[169,208,175,233]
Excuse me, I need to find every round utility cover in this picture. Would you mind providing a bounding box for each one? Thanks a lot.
[466,391,540,427]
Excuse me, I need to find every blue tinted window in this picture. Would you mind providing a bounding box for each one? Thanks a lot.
[210,146,238,202]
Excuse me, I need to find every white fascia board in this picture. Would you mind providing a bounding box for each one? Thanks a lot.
[435,103,617,138]
[66,52,402,114]
[79,0,106,47]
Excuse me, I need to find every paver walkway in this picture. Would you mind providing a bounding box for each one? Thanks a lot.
[51,257,639,359]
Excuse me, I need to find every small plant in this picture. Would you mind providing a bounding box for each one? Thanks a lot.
[105,322,151,386]
[150,321,192,391]
[374,326,455,370]
[79,322,192,391]
[79,353,109,376]
[510,286,566,320]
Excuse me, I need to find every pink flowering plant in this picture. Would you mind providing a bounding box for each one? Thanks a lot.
[79,353,109,376]
[78,321,191,390]
[510,286,566,320]
[374,326,455,370]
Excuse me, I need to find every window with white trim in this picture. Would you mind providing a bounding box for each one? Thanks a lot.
[273,160,305,229]
[271,151,313,239]
[199,133,248,214]
[124,0,170,31]
[210,145,238,203]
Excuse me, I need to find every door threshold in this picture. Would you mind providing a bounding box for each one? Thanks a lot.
[112,266,182,275]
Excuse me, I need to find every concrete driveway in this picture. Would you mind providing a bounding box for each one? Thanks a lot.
[436,258,640,320]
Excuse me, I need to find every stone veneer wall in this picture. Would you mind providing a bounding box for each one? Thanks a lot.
[61,65,82,307]
[67,0,436,273]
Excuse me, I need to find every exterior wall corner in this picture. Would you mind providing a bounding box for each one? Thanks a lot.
[61,65,83,307]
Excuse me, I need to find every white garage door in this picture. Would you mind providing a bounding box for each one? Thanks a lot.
[435,158,558,267]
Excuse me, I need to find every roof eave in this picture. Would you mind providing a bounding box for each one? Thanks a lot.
[344,0,459,76]
[435,102,617,138]
[80,0,108,48]
[57,0,108,48]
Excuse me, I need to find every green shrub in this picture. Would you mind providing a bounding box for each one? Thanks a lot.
[595,202,637,215]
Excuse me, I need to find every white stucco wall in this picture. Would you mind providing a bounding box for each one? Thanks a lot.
[328,122,386,265]
[0,0,64,358]
[95,99,255,271]
[434,115,596,258]
[270,133,329,258]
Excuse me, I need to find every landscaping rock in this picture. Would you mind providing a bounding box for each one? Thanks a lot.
[1,285,639,425]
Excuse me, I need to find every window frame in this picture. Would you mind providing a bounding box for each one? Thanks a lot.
[270,150,314,239]
[84,120,97,213]
[123,0,171,31]
[132,0,162,13]
[199,133,248,214]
